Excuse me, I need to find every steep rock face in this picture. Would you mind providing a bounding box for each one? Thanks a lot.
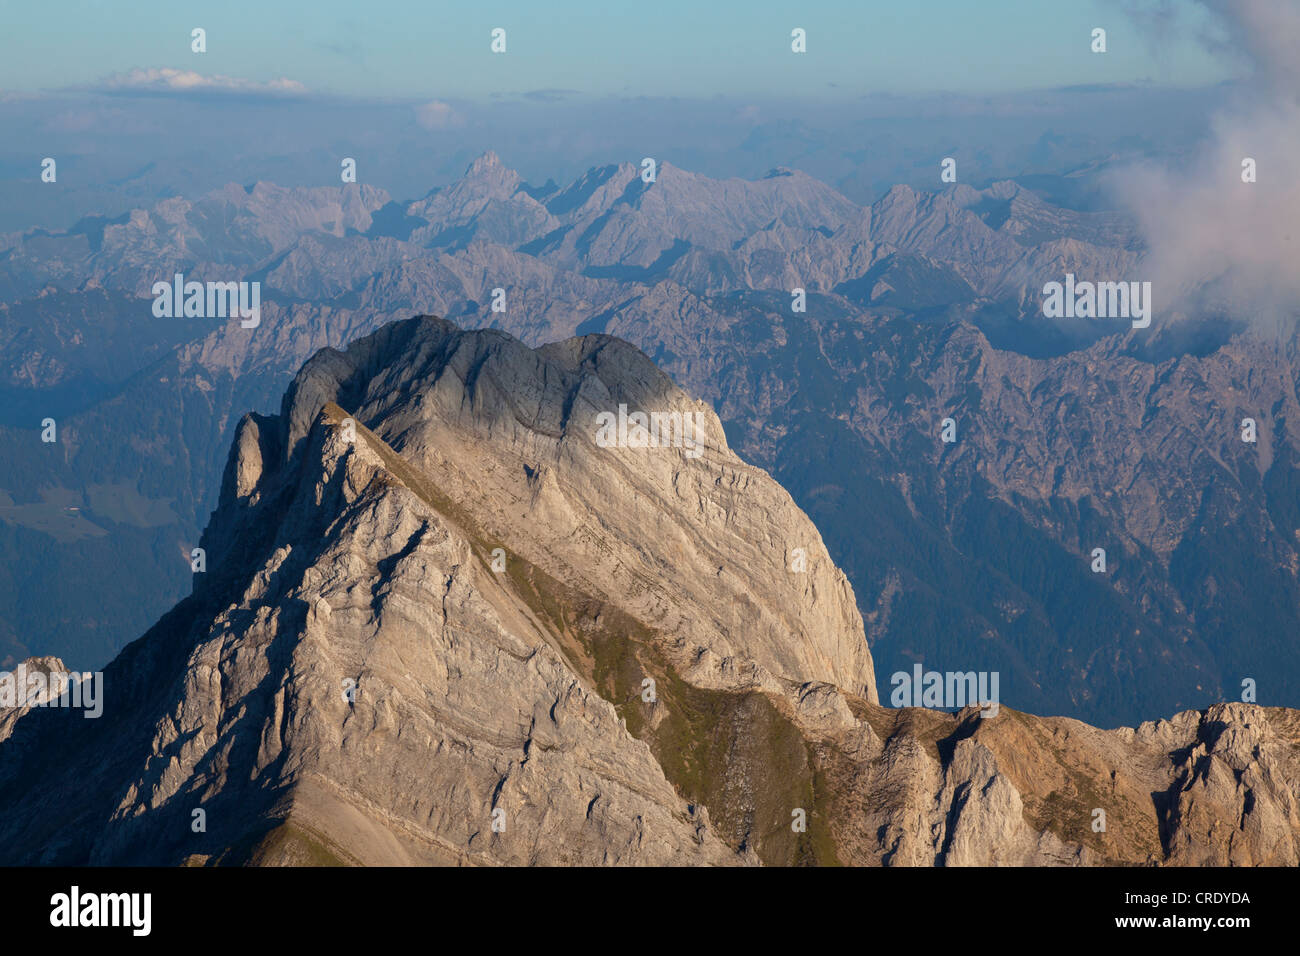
[871,701,1300,866]
[269,317,877,700]
[0,399,741,865]
[1,317,1298,867]
[0,656,71,744]
[0,318,871,865]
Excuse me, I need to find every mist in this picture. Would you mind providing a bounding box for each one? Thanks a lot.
[1112,0,1300,324]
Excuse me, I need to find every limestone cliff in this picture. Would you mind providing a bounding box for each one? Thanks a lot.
[0,317,1295,866]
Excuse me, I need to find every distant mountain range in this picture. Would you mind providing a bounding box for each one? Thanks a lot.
[0,153,1293,727]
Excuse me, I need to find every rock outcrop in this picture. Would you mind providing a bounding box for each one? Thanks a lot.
[0,317,1296,866]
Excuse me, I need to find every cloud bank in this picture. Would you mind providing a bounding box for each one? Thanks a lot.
[1113,0,1300,322]
[102,68,308,96]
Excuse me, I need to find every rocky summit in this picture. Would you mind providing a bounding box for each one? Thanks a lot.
[1,317,1296,866]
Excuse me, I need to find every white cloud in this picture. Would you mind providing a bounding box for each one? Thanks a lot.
[1113,0,1300,321]
[103,68,308,96]
[415,100,463,130]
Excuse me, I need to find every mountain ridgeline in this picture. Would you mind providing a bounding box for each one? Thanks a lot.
[1,318,1297,867]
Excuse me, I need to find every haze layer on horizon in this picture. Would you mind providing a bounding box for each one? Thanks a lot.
[0,1,1251,232]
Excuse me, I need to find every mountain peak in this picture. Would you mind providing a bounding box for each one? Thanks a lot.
[3,312,1299,867]
[0,315,879,865]
[465,150,505,175]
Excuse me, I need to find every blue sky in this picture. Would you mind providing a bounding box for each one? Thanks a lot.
[1,0,1227,98]
[0,1,1244,232]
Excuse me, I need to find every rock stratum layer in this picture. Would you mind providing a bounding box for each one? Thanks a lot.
[1,317,1296,866]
